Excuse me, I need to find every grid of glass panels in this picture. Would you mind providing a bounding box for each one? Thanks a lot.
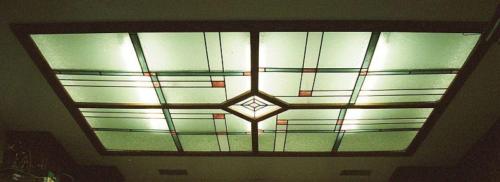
[30,31,479,153]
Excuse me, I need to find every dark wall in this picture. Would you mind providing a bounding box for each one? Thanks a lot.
[391,119,500,182]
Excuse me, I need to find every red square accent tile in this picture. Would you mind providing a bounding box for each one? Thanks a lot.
[299,90,312,97]
[336,119,343,125]
[153,82,161,88]
[277,119,288,125]
[211,81,225,88]
[143,72,156,76]
[303,68,317,73]
[213,113,225,119]
[258,129,264,133]
[171,131,177,136]
[243,72,251,76]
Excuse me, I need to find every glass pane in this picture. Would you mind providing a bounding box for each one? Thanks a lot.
[260,32,307,68]
[226,115,251,132]
[64,86,159,104]
[359,74,455,103]
[260,72,301,96]
[179,135,219,151]
[32,33,141,71]
[138,33,208,71]
[81,108,168,130]
[221,32,251,71]
[319,32,371,68]
[95,131,176,151]
[173,119,214,132]
[228,135,252,151]
[370,32,480,70]
[313,73,358,90]
[338,131,417,151]
[163,88,226,103]
[345,108,433,119]
[258,133,276,152]
[285,133,337,152]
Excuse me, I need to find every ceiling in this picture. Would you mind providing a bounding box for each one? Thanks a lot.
[0,1,499,181]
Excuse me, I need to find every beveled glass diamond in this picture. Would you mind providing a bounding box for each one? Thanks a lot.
[228,96,281,119]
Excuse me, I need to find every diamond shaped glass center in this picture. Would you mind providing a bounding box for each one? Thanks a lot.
[229,96,281,119]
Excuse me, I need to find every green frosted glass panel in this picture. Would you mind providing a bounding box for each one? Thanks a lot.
[278,97,350,104]
[225,76,251,99]
[81,108,168,130]
[179,135,219,151]
[58,75,149,82]
[279,109,340,120]
[362,74,456,90]
[138,33,208,71]
[319,32,371,68]
[173,119,214,132]
[260,73,300,96]
[258,116,277,131]
[221,32,251,71]
[302,32,322,68]
[258,133,275,151]
[226,115,251,132]
[287,125,335,130]
[370,32,479,70]
[338,131,417,151]
[170,109,226,114]
[359,89,446,95]
[314,73,358,90]
[259,32,306,68]
[163,88,225,103]
[96,131,176,151]
[341,123,423,131]
[228,135,251,151]
[217,134,230,151]
[64,86,159,104]
[345,108,433,119]
[299,73,315,90]
[32,33,141,71]
[285,133,336,152]
[356,95,444,103]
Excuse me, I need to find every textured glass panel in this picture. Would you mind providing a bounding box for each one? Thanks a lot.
[81,108,168,130]
[319,32,371,68]
[260,73,301,96]
[285,133,336,152]
[258,133,276,151]
[278,97,350,104]
[357,95,444,103]
[225,76,251,99]
[163,88,226,103]
[345,108,433,119]
[96,131,176,151]
[64,86,159,104]
[341,123,423,130]
[362,74,455,90]
[314,73,358,90]
[173,119,214,132]
[279,109,340,120]
[370,32,479,70]
[32,33,141,71]
[338,131,417,151]
[226,115,251,132]
[139,33,208,71]
[221,32,251,71]
[258,116,277,131]
[260,32,306,68]
[228,135,251,151]
[179,135,219,151]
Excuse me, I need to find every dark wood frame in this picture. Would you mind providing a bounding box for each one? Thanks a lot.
[10,12,500,157]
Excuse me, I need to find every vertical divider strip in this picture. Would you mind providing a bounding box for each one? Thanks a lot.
[332,32,380,152]
[129,33,184,152]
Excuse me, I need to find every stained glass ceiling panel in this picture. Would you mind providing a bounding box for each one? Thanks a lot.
[29,30,480,154]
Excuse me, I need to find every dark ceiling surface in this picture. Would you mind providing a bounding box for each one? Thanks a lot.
[0,1,499,181]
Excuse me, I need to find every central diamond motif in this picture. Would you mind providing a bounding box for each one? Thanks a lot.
[229,96,281,119]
